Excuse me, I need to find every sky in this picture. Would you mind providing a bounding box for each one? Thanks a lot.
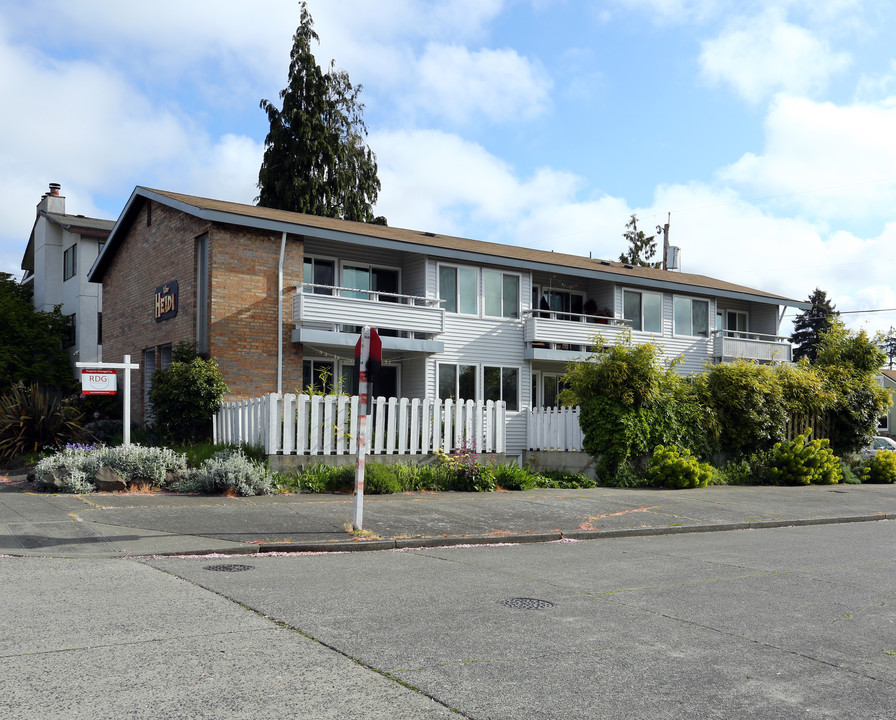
[2,0,896,336]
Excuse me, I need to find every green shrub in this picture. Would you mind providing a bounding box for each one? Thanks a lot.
[862,450,896,484]
[172,448,275,496]
[176,441,267,469]
[767,433,842,485]
[278,463,354,493]
[363,463,404,494]
[717,451,772,485]
[0,382,87,460]
[493,462,540,491]
[646,445,713,489]
[147,342,228,443]
[839,459,861,484]
[534,469,598,489]
[434,447,496,492]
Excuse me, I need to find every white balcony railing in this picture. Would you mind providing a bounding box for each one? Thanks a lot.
[523,310,630,347]
[712,330,793,363]
[294,284,444,335]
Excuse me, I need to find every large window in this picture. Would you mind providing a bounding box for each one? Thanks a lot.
[674,297,710,337]
[483,270,519,319]
[62,313,76,347]
[438,363,477,402]
[438,265,478,314]
[484,365,519,411]
[623,290,662,333]
[63,244,76,281]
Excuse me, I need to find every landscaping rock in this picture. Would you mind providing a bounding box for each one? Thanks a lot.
[94,466,127,492]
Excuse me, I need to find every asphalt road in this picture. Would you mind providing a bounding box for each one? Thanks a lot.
[3,521,894,719]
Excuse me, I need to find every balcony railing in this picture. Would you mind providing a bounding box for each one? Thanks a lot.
[712,330,792,363]
[294,284,444,335]
[523,310,630,348]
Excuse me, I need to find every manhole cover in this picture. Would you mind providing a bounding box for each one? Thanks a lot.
[498,597,555,610]
[203,563,255,572]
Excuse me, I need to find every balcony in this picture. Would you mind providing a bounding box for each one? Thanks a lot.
[523,310,630,360]
[712,330,792,363]
[292,284,445,353]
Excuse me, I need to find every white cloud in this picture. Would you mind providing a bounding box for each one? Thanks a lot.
[718,95,896,222]
[409,44,551,124]
[699,8,851,104]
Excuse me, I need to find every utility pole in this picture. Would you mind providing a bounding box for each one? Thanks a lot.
[658,213,671,271]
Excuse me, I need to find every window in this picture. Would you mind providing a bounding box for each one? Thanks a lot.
[303,360,335,393]
[623,290,662,333]
[343,364,399,399]
[533,288,584,321]
[63,244,77,281]
[196,234,209,354]
[673,297,710,337]
[535,372,567,408]
[62,313,76,347]
[303,257,335,294]
[878,415,889,433]
[97,312,102,346]
[483,270,519,318]
[717,310,748,335]
[438,364,477,401]
[439,265,478,314]
[484,365,519,411]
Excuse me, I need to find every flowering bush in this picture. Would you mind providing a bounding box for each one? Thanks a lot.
[434,444,495,492]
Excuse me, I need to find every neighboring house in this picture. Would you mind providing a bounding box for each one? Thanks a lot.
[877,370,896,437]
[88,186,808,452]
[20,184,115,371]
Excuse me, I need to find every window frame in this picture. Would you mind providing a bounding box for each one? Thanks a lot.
[63,244,77,281]
[438,264,479,316]
[533,286,585,321]
[482,269,520,319]
[673,295,711,338]
[483,365,520,411]
[437,362,478,402]
[622,289,662,334]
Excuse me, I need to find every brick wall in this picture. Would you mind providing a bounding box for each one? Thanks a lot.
[101,198,304,425]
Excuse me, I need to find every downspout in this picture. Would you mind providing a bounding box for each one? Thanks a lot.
[277,231,287,395]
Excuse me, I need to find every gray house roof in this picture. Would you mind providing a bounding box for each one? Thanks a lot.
[90,186,810,309]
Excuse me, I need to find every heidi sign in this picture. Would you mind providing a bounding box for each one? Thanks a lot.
[154,280,178,321]
[81,369,117,395]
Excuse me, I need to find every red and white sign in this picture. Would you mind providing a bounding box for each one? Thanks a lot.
[81,369,117,395]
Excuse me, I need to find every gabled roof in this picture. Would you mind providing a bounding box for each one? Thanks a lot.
[90,186,809,308]
[880,369,896,384]
[21,211,115,272]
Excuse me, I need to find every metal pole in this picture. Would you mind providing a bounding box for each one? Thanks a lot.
[353,327,370,530]
[123,354,132,446]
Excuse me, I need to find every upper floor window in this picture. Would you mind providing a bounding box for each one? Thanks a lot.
[623,289,662,333]
[438,265,478,315]
[717,309,748,335]
[63,244,76,281]
[343,264,399,301]
[303,257,335,295]
[534,288,584,321]
[483,270,519,319]
[674,296,710,337]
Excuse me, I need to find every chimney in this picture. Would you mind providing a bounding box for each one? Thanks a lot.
[38,182,65,215]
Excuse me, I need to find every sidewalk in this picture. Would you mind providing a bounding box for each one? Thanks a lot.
[1,470,895,558]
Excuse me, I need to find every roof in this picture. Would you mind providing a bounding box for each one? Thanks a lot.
[90,186,810,308]
[880,369,896,384]
[21,210,116,272]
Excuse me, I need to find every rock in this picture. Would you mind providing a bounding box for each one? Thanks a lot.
[165,470,181,487]
[36,470,68,490]
[94,466,127,492]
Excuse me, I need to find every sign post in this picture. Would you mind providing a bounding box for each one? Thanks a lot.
[353,327,381,530]
[76,354,139,446]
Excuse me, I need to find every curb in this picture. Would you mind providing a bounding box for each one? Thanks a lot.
[249,513,896,555]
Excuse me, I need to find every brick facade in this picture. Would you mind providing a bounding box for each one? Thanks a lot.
[101,198,304,425]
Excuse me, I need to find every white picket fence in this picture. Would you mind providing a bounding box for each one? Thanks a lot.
[526,405,584,451]
[213,393,507,456]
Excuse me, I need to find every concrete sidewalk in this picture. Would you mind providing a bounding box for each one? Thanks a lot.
[1,470,895,558]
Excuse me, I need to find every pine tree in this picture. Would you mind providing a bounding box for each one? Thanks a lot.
[791,288,838,363]
[257,2,384,223]
[618,214,660,268]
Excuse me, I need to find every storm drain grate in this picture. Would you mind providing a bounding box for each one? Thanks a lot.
[498,597,555,610]
[203,563,255,572]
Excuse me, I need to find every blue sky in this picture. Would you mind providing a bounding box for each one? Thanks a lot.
[2,0,896,335]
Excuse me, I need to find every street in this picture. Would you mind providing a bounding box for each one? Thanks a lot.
[2,521,894,719]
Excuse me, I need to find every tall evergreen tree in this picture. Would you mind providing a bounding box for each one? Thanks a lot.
[257,2,384,223]
[618,214,661,268]
[790,288,838,363]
